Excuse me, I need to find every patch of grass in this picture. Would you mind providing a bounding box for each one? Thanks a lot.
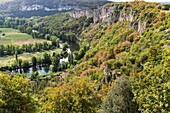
[0,28,14,31]
[0,28,46,45]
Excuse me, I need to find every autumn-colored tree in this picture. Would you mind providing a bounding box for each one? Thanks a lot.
[41,77,101,113]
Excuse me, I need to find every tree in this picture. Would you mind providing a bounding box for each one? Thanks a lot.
[42,41,48,50]
[22,60,30,69]
[18,25,24,33]
[51,36,60,48]
[0,20,3,26]
[51,55,59,72]
[68,52,74,65]
[31,56,37,67]
[45,34,51,40]
[18,59,22,69]
[62,42,69,51]
[0,45,5,56]
[26,27,32,35]
[131,49,170,113]
[101,76,139,113]
[67,32,77,42]
[51,36,57,47]
[41,77,101,113]
[15,51,18,62]
[37,57,42,66]
[75,47,86,60]
[0,73,36,113]
[42,52,51,64]
[32,32,38,39]
[56,38,60,48]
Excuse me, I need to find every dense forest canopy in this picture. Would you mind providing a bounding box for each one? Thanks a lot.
[0,1,170,113]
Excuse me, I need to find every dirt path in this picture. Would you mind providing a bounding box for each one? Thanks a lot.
[14,38,35,45]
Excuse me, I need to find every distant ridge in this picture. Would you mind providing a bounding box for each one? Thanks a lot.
[160,2,170,4]
[0,0,110,18]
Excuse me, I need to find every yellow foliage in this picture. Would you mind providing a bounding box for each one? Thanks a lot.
[160,11,166,18]
[41,77,101,113]
[153,21,162,27]
[115,52,127,59]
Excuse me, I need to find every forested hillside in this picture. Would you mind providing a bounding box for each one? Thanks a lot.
[0,1,170,113]
[0,0,110,18]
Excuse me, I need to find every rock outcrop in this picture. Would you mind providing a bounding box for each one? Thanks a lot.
[70,3,146,34]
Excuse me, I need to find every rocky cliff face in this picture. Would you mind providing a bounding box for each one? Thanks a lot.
[70,3,146,34]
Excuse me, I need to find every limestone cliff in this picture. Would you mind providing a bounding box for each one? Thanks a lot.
[70,3,146,34]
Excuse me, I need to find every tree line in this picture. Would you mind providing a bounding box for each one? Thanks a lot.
[0,72,138,113]
[0,36,59,57]
[0,45,74,73]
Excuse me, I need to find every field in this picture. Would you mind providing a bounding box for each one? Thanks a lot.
[0,28,46,45]
[0,28,63,69]
[0,48,62,68]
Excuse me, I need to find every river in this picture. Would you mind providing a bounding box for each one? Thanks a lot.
[11,40,80,76]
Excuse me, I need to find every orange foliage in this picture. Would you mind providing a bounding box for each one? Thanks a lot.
[84,53,89,60]
[100,61,108,71]
[81,68,97,77]
[105,24,113,34]
[74,61,93,76]
[94,50,111,65]
[160,11,166,18]
[84,24,100,39]
[134,36,140,42]
[153,21,162,27]
[168,17,170,21]
[106,59,115,64]
[115,52,127,59]
[122,41,131,49]
[114,45,119,55]
[127,32,139,42]
[153,6,159,12]
[114,41,131,55]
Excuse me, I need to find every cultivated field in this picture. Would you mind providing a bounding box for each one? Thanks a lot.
[0,28,46,45]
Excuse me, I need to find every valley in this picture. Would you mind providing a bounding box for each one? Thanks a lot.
[0,1,170,113]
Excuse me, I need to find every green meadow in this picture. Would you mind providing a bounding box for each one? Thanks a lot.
[0,28,46,45]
